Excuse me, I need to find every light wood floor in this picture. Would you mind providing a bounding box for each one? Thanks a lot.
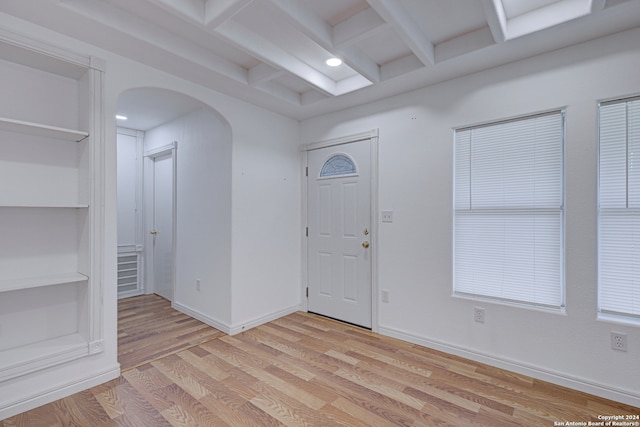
[118,294,224,370]
[2,297,638,426]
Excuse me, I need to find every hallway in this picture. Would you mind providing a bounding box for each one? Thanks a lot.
[118,294,224,370]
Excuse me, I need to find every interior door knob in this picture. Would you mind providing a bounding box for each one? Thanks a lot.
[362,241,370,248]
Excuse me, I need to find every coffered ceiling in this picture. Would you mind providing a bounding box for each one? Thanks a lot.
[2,0,640,120]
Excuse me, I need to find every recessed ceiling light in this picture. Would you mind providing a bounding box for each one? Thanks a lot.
[326,57,342,67]
[116,115,128,121]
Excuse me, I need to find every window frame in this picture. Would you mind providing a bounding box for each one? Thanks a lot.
[453,110,566,310]
[597,95,640,322]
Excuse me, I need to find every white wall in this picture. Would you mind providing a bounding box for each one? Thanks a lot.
[142,102,303,334]
[230,108,303,332]
[144,107,233,326]
[300,27,640,407]
[0,13,301,418]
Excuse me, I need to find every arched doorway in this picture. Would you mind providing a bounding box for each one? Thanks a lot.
[115,88,232,368]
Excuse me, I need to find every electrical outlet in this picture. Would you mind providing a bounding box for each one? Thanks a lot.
[196,279,201,291]
[474,307,485,324]
[381,289,389,303]
[611,332,627,352]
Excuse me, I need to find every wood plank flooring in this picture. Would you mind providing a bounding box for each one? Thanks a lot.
[118,294,224,370]
[2,299,638,426]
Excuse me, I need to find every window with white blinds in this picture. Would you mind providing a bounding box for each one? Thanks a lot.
[454,111,565,308]
[599,98,640,319]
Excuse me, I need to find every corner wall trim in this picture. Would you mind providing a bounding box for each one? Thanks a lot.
[172,302,302,336]
[227,305,302,336]
[172,302,230,334]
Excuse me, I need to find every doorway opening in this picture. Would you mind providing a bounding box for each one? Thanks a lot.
[115,87,232,368]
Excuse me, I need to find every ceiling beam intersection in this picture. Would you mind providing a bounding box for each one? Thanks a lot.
[267,0,380,83]
[365,0,435,65]
[215,20,338,96]
[481,0,507,43]
[248,63,286,86]
[333,7,389,49]
[205,0,254,28]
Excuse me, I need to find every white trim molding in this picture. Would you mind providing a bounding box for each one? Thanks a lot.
[0,365,120,420]
[173,301,302,336]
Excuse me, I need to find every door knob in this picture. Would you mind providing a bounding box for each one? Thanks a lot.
[150,230,158,235]
[362,241,370,248]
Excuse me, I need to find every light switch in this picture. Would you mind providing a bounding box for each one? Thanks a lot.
[381,210,393,223]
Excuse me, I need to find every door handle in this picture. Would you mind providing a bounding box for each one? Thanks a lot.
[150,229,158,235]
[362,241,370,249]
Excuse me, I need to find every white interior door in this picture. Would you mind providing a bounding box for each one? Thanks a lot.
[151,152,174,301]
[307,139,372,328]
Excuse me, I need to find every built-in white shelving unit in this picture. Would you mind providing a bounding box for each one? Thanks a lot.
[0,30,104,382]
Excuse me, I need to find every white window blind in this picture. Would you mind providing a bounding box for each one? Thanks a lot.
[599,98,640,318]
[454,111,564,308]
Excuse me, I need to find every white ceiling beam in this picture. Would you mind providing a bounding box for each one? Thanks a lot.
[380,54,423,81]
[333,7,388,49]
[253,80,301,105]
[248,63,285,86]
[268,0,333,45]
[204,0,253,28]
[216,21,338,96]
[268,0,380,84]
[338,46,380,84]
[365,0,435,65]
[506,0,592,40]
[481,0,507,43]
[60,0,248,82]
[435,27,495,63]
[483,0,594,42]
[591,0,608,11]
[301,90,328,106]
[334,74,373,96]
[147,0,206,23]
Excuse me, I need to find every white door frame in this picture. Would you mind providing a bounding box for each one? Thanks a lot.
[302,130,379,332]
[144,141,178,301]
[116,127,145,298]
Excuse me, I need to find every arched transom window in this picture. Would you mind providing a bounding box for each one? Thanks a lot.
[319,154,358,178]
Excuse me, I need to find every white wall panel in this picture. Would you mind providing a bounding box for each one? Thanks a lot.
[144,107,233,324]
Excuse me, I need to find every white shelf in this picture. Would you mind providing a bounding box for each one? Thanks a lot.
[0,116,88,142]
[0,272,88,293]
[0,203,89,209]
[0,30,103,388]
[0,333,88,382]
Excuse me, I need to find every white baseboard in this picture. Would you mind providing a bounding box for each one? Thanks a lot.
[172,302,231,334]
[227,305,302,335]
[173,302,302,336]
[379,325,640,408]
[0,365,121,420]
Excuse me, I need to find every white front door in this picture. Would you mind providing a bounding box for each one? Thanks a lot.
[307,139,372,328]
[151,152,174,301]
